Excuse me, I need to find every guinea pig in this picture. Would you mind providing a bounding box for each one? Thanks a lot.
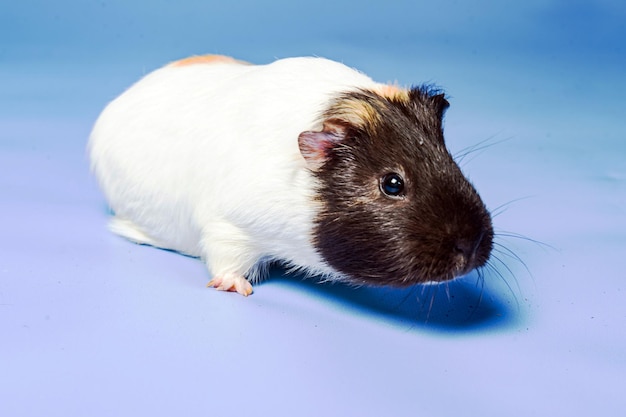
[89,55,493,296]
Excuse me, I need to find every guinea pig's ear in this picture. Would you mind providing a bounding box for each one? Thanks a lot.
[298,120,348,171]
[432,93,450,121]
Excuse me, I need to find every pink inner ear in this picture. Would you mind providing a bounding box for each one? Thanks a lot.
[298,121,348,171]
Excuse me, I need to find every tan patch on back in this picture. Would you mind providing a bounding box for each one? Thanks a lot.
[330,96,380,129]
[375,84,410,102]
[327,87,412,134]
[169,54,251,67]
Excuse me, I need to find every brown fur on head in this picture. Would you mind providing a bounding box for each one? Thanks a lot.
[298,86,493,286]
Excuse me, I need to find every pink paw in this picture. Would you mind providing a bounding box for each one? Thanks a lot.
[207,273,253,297]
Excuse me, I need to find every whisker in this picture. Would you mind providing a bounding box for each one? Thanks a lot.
[496,231,554,250]
[426,284,438,323]
[493,242,533,279]
[467,271,485,320]
[454,135,500,161]
[454,135,512,166]
[490,251,521,290]
[485,254,521,309]
[490,196,533,218]
[396,285,418,311]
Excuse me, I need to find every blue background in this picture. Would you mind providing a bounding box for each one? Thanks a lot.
[2,1,625,416]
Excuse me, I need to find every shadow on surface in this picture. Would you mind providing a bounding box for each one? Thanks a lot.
[266,268,521,333]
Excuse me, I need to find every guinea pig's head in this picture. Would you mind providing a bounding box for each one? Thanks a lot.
[298,86,493,286]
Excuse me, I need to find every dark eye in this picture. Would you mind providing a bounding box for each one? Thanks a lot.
[380,173,405,197]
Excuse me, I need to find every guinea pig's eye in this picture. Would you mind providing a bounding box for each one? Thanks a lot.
[380,173,405,197]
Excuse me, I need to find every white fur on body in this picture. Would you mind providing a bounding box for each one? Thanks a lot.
[89,57,382,294]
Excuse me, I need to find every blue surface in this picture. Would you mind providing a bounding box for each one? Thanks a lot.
[2,1,625,416]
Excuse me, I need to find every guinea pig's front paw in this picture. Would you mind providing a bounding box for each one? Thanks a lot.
[207,273,253,297]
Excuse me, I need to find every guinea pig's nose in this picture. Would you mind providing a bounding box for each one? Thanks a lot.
[454,232,484,265]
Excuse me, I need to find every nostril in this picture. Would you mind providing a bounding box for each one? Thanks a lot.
[454,239,473,258]
[452,232,486,277]
[454,232,484,260]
